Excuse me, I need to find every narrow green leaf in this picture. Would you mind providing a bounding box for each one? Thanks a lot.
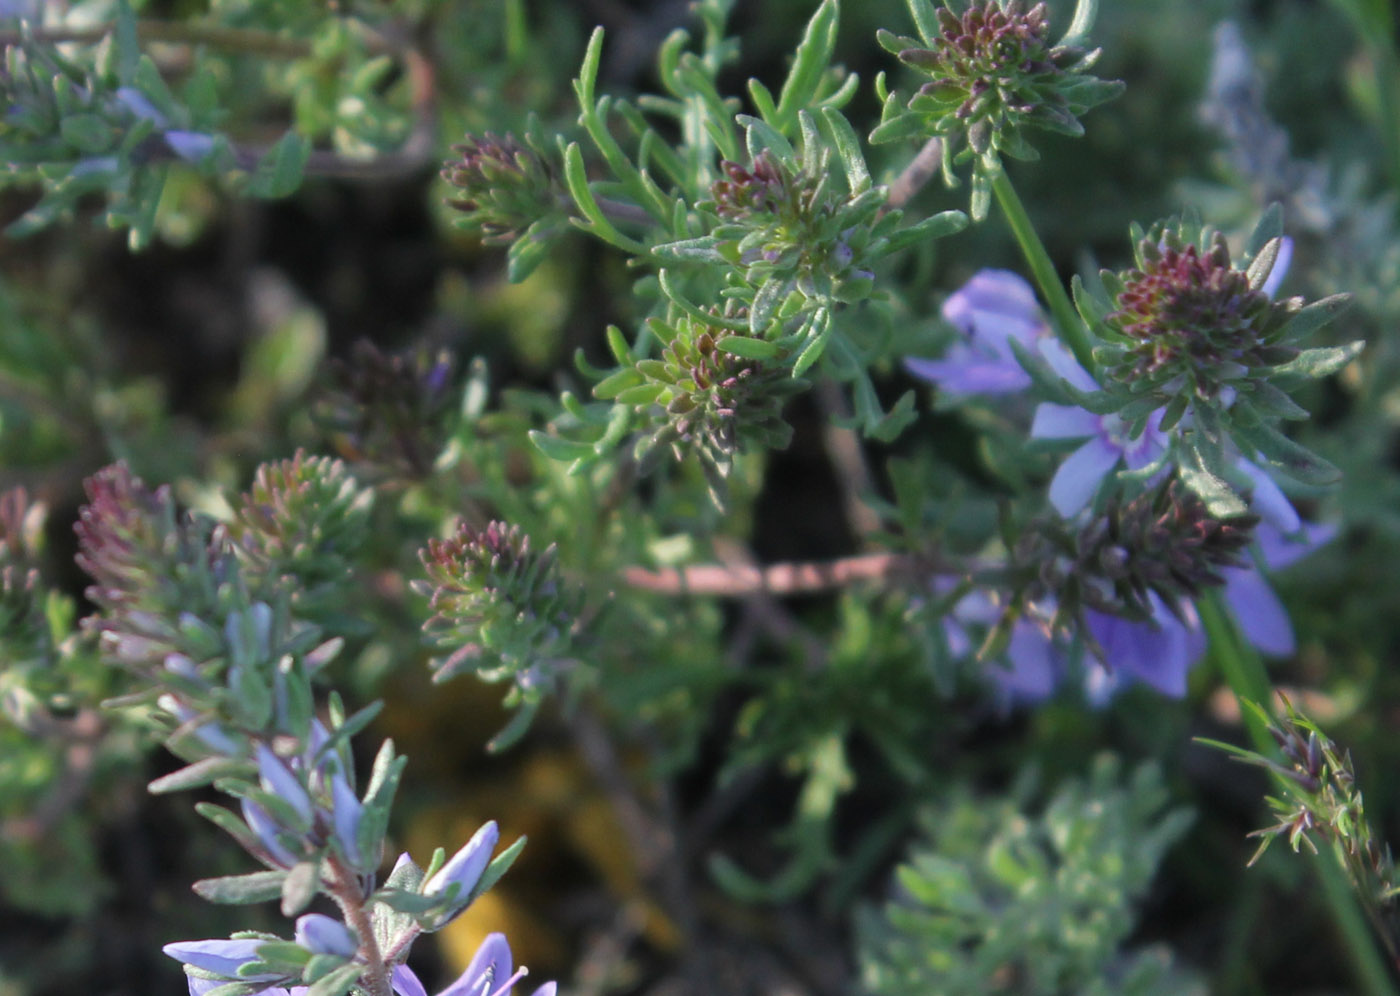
[245,133,308,199]
[1235,421,1342,486]
[737,113,796,162]
[820,106,870,194]
[659,270,749,330]
[593,368,645,400]
[606,324,633,365]
[1245,236,1281,292]
[148,756,247,794]
[651,236,725,263]
[574,27,604,109]
[473,835,528,898]
[529,430,597,462]
[792,309,833,377]
[773,0,840,134]
[716,335,782,360]
[305,962,363,996]
[1273,294,1352,344]
[907,0,941,44]
[1179,446,1248,517]
[193,871,288,905]
[561,141,649,254]
[748,78,779,124]
[281,860,320,916]
[1059,0,1100,47]
[878,209,968,256]
[1244,203,1285,262]
[1270,341,1364,380]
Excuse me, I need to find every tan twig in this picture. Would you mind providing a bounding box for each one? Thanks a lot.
[883,136,944,215]
[623,550,920,596]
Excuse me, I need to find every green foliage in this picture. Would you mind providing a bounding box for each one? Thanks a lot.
[872,0,1123,219]
[858,756,1201,995]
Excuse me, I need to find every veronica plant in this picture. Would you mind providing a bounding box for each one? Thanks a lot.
[871,0,1124,219]
[70,460,548,996]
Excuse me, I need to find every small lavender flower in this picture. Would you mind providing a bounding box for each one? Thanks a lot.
[421,820,499,927]
[393,932,556,996]
[1221,519,1336,657]
[162,938,286,982]
[1031,341,1170,517]
[293,913,357,959]
[904,269,1049,396]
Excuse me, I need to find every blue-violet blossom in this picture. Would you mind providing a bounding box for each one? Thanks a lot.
[904,269,1049,395]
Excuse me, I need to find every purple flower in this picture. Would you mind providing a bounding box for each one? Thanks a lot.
[393,933,555,996]
[904,270,1049,395]
[946,589,1207,706]
[1221,519,1336,657]
[1082,595,1207,702]
[294,914,357,959]
[163,938,284,983]
[1030,341,1170,517]
[186,980,307,996]
[256,743,314,829]
[421,821,499,928]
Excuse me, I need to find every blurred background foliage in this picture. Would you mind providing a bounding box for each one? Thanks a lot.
[2,1,1400,994]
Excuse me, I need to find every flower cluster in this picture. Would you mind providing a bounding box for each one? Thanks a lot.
[704,144,883,305]
[442,131,568,280]
[416,521,583,746]
[228,451,374,610]
[595,307,805,496]
[873,0,1123,217]
[1072,215,1359,514]
[316,341,457,481]
[913,268,1337,703]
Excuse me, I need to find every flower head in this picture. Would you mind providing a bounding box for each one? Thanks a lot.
[874,1,1123,217]
[442,132,565,246]
[905,269,1049,396]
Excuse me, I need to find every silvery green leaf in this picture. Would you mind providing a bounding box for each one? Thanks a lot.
[193,871,288,905]
[1270,341,1364,380]
[1273,294,1352,344]
[281,860,320,917]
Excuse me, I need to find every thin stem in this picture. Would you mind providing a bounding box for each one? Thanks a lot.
[1201,593,1399,996]
[623,550,918,596]
[989,166,1096,375]
[325,854,392,996]
[883,137,943,215]
[814,378,881,542]
[0,21,315,58]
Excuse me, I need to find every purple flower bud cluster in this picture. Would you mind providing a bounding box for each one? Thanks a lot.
[911,269,1336,704]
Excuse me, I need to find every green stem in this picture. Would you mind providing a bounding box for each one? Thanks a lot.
[1201,593,1399,996]
[989,166,1096,375]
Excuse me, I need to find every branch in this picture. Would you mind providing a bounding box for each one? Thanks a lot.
[622,550,921,596]
[882,137,943,215]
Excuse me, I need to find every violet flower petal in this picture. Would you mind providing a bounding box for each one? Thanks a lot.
[1031,402,1101,439]
[392,964,430,996]
[1237,459,1300,534]
[1048,437,1121,517]
[1259,520,1338,571]
[1262,236,1293,299]
[424,821,499,907]
[440,933,514,996]
[904,355,1031,394]
[162,939,282,981]
[1222,567,1295,657]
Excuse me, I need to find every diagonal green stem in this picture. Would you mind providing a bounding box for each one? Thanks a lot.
[1201,593,1399,996]
[989,166,1096,376]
